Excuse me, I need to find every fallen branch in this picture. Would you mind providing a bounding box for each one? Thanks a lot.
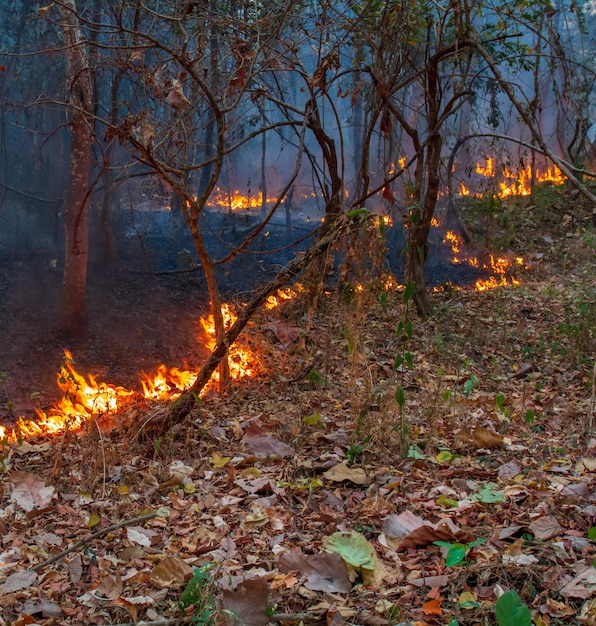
[152,209,373,433]
[32,512,157,572]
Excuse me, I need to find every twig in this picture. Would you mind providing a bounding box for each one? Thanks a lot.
[32,512,157,572]
[107,614,324,626]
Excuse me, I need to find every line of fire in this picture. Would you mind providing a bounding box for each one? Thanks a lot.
[0,158,572,441]
[0,1,594,442]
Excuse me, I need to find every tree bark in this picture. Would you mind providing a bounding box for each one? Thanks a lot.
[59,0,94,337]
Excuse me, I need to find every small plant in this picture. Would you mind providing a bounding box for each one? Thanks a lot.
[463,373,479,398]
[495,590,532,626]
[433,537,486,567]
[179,563,216,623]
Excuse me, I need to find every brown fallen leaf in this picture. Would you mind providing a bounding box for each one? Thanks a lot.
[221,577,269,626]
[9,471,55,512]
[1,568,38,593]
[246,436,295,458]
[472,426,504,449]
[150,556,193,589]
[323,462,368,485]
[279,549,351,593]
[529,515,564,540]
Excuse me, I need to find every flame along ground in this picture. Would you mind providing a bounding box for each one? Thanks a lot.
[0,290,299,441]
[4,159,557,440]
[459,158,565,198]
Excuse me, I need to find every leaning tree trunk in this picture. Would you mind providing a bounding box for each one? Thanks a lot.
[59,0,94,337]
[147,210,373,435]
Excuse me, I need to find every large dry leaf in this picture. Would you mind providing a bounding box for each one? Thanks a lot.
[397,519,475,551]
[126,526,158,547]
[279,549,351,593]
[21,592,63,619]
[150,556,193,589]
[166,79,190,109]
[9,471,55,512]
[246,436,295,458]
[1,568,38,593]
[383,511,427,540]
[560,566,596,599]
[222,577,269,626]
[472,426,504,449]
[90,571,123,600]
[529,516,563,540]
[323,462,368,485]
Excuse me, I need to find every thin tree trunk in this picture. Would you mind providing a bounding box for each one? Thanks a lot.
[151,209,373,434]
[59,0,94,337]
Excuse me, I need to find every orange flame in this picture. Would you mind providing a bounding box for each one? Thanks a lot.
[1,299,281,440]
[443,230,526,291]
[207,188,276,210]
[459,160,565,198]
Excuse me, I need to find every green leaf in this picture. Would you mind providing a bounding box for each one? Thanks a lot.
[407,445,425,459]
[473,482,506,503]
[395,386,405,407]
[436,450,453,463]
[346,207,369,218]
[463,374,479,397]
[588,527,596,541]
[322,531,376,569]
[302,412,321,425]
[179,564,212,609]
[495,591,532,626]
[445,545,467,567]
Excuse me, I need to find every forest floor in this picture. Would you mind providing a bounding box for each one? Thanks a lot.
[0,189,595,626]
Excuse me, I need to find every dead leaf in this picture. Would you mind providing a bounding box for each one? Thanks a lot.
[497,460,521,480]
[126,526,158,547]
[246,436,295,457]
[422,596,443,616]
[529,516,563,540]
[1,568,38,593]
[67,554,83,584]
[90,571,123,600]
[279,549,351,593]
[397,519,475,551]
[150,556,193,589]
[560,566,596,599]
[472,426,504,449]
[166,79,190,109]
[323,462,368,485]
[221,577,269,626]
[9,471,55,512]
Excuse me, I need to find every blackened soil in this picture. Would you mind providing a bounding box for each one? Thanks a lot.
[0,251,210,425]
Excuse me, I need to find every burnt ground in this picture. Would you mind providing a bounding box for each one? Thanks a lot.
[0,250,210,424]
[0,200,528,427]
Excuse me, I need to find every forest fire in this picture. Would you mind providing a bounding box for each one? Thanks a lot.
[442,229,525,291]
[459,158,565,198]
[0,299,279,441]
[207,188,276,210]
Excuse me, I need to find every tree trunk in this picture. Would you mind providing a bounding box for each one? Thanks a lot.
[59,0,94,337]
[153,209,373,434]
